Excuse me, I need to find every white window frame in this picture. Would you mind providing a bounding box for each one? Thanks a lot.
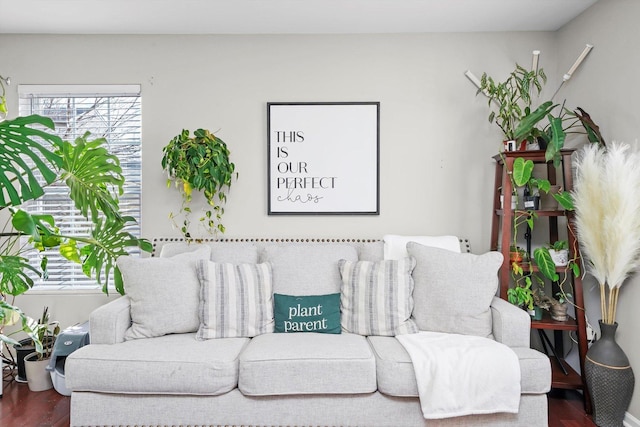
[18,84,142,292]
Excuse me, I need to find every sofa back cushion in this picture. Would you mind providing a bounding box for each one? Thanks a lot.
[119,246,211,340]
[407,242,503,338]
[262,244,358,295]
[339,257,418,336]
[160,241,259,264]
[196,260,274,339]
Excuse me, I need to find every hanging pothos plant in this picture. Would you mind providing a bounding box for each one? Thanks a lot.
[161,128,237,240]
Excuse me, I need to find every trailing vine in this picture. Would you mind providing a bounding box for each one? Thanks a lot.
[161,128,237,240]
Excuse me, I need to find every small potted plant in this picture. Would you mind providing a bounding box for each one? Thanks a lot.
[549,291,571,322]
[478,64,551,150]
[548,240,569,266]
[507,281,535,315]
[23,307,60,392]
[509,246,527,263]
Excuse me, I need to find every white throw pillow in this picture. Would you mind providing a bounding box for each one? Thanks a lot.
[196,260,274,339]
[407,242,502,338]
[119,246,211,341]
[383,234,461,260]
[339,257,418,336]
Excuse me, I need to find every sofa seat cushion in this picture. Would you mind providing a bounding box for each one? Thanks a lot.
[238,332,376,395]
[65,333,248,395]
[367,336,418,397]
[368,337,551,397]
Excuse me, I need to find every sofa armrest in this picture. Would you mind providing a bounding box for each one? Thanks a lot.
[90,296,131,344]
[490,296,531,348]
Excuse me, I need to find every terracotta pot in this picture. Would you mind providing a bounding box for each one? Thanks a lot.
[24,352,53,392]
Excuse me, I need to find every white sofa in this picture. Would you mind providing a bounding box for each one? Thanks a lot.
[65,238,551,427]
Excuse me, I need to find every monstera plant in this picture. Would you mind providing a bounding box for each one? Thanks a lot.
[0,114,151,348]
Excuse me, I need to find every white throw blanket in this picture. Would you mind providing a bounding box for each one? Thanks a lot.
[397,331,521,419]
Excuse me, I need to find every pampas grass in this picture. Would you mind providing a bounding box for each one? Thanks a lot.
[573,142,640,325]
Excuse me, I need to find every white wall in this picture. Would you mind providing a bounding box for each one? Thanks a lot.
[558,0,640,419]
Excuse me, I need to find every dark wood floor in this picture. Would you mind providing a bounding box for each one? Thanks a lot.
[1,376,596,427]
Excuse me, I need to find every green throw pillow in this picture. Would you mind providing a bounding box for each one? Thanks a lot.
[274,293,341,334]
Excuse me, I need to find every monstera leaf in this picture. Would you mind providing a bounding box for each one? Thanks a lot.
[79,216,152,295]
[0,115,63,207]
[58,132,124,222]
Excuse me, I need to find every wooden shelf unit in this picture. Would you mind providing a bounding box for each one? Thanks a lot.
[490,149,591,413]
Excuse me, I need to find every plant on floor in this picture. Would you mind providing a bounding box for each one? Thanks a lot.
[161,128,237,240]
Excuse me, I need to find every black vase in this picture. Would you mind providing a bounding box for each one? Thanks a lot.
[585,321,635,427]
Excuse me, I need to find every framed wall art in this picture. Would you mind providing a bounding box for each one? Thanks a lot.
[267,102,380,215]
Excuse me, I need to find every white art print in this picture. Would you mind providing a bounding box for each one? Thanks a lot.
[268,102,379,215]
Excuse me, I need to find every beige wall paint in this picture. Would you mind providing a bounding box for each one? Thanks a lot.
[1,31,556,324]
[558,0,640,419]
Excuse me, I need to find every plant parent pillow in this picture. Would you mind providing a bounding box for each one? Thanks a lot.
[407,242,503,338]
[274,293,341,334]
[196,260,274,339]
[339,257,418,336]
[119,246,211,341]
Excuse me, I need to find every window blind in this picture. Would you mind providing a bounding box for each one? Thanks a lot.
[18,85,142,288]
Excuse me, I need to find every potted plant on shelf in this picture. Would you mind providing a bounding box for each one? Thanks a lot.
[548,240,569,266]
[572,142,640,425]
[478,64,551,151]
[474,59,605,166]
[161,128,237,240]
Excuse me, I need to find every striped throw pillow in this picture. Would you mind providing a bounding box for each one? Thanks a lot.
[196,260,274,339]
[339,257,418,336]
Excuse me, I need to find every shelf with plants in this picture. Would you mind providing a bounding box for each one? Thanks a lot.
[490,149,590,409]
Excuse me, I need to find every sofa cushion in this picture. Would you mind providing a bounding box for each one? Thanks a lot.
[407,242,502,338]
[159,241,259,264]
[367,336,418,397]
[368,337,551,397]
[262,244,358,295]
[196,261,274,339]
[238,332,376,395]
[339,257,418,336]
[65,333,248,395]
[383,234,461,259]
[119,246,211,340]
[274,293,341,334]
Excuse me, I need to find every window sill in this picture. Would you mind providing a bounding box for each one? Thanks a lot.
[26,285,114,296]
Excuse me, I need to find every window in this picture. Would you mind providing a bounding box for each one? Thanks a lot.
[18,85,142,288]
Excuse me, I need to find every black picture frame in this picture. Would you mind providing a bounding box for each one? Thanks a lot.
[267,102,380,215]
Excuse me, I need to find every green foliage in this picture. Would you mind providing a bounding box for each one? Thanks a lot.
[0,115,62,207]
[0,114,152,349]
[24,306,60,360]
[533,247,559,282]
[58,132,124,222]
[479,64,547,142]
[550,240,569,251]
[161,128,237,239]
[507,280,534,311]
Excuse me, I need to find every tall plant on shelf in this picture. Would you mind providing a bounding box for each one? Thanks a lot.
[161,128,237,240]
[0,107,151,349]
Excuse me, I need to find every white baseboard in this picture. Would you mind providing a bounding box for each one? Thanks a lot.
[625,411,640,427]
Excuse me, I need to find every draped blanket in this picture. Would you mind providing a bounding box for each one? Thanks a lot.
[397,331,521,419]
